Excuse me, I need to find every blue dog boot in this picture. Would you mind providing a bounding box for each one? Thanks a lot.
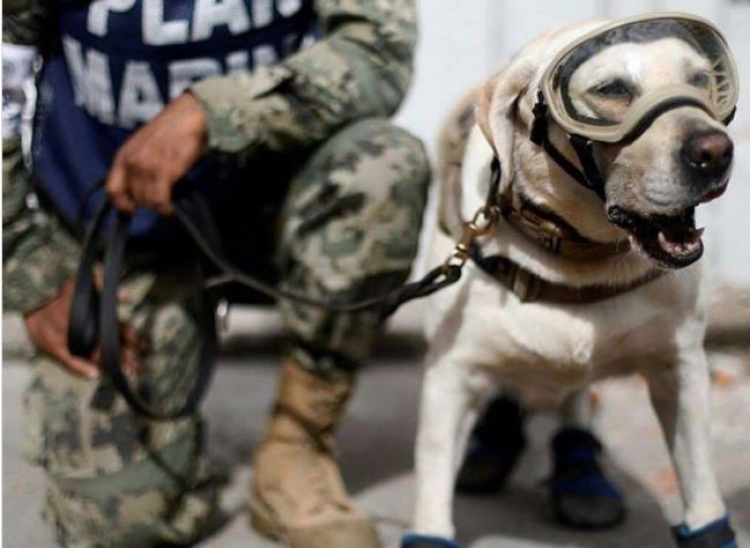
[550,427,626,529]
[401,533,461,548]
[456,395,527,494]
[672,515,737,548]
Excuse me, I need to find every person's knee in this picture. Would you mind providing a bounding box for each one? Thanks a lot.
[282,119,430,273]
[331,118,431,199]
[339,120,430,268]
[277,120,431,365]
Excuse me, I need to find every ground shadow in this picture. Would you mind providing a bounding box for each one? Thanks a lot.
[219,330,426,363]
[727,488,750,532]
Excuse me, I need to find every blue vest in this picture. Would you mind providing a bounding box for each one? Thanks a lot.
[33,0,316,248]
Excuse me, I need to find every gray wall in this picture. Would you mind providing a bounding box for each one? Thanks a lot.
[396,0,750,287]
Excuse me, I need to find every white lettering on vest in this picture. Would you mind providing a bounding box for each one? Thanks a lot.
[142,0,190,45]
[277,0,302,17]
[226,50,249,73]
[192,0,251,41]
[252,0,273,28]
[252,44,278,66]
[87,0,138,37]
[63,36,115,124]
[118,61,164,127]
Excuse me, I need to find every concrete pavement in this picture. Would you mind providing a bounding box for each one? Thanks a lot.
[3,302,749,547]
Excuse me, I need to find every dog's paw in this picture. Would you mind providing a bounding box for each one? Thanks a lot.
[672,515,737,548]
[401,533,461,548]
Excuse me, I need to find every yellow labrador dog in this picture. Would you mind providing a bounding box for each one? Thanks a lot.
[403,13,739,548]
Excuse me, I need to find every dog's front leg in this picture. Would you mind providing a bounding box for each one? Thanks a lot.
[407,358,485,546]
[645,349,736,547]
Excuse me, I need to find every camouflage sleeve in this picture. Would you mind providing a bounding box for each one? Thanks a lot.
[3,0,80,315]
[189,0,418,155]
[3,0,47,45]
[2,142,81,315]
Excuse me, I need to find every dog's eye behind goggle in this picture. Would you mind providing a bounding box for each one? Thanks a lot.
[539,12,739,144]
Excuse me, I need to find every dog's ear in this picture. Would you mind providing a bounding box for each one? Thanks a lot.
[475,55,538,191]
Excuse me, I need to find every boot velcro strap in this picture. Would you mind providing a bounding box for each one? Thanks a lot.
[672,516,737,548]
[402,533,461,548]
[270,402,333,453]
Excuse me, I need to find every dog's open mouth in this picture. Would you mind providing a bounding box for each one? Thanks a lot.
[607,205,705,269]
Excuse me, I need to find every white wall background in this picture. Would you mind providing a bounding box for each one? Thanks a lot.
[396,0,750,287]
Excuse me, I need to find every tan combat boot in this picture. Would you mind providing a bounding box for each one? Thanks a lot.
[250,360,381,548]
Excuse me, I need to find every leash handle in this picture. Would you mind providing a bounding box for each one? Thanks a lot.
[69,198,219,420]
[67,201,110,357]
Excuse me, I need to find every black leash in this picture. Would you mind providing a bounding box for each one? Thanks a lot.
[169,190,463,318]
[68,186,469,420]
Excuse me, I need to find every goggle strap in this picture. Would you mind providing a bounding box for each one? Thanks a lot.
[531,94,604,199]
[487,156,503,208]
[530,91,550,147]
[543,136,591,189]
[569,135,606,199]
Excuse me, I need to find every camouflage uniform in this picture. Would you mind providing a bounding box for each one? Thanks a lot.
[3,1,429,545]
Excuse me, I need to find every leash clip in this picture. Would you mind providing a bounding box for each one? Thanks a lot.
[443,206,500,272]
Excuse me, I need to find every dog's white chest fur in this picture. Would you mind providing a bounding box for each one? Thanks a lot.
[425,127,706,394]
[429,265,693,392]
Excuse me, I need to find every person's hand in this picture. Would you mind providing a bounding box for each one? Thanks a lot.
[106,93,208,216]
[24,278,145,379]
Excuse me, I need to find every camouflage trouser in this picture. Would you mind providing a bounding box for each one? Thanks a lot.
[22,118,430,546]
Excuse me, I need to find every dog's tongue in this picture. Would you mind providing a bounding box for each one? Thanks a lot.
[657,222,704,258]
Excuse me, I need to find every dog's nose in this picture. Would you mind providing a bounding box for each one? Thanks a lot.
[681,131,733,179]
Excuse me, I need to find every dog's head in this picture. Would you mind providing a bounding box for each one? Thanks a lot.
[476,14,738,269]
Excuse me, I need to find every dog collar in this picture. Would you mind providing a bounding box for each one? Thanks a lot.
[469,243,663,304]
[438,127,630,262]
[498,187,631,260]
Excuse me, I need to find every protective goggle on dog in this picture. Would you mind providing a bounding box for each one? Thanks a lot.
[540,12,738,142]
[531,13,739,197]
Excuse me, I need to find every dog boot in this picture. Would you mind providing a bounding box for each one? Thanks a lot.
[672,515,737,548]
[456,395,527,494]
[549,427,626,529]
[250,359,381,548]
[401,533,461,547]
